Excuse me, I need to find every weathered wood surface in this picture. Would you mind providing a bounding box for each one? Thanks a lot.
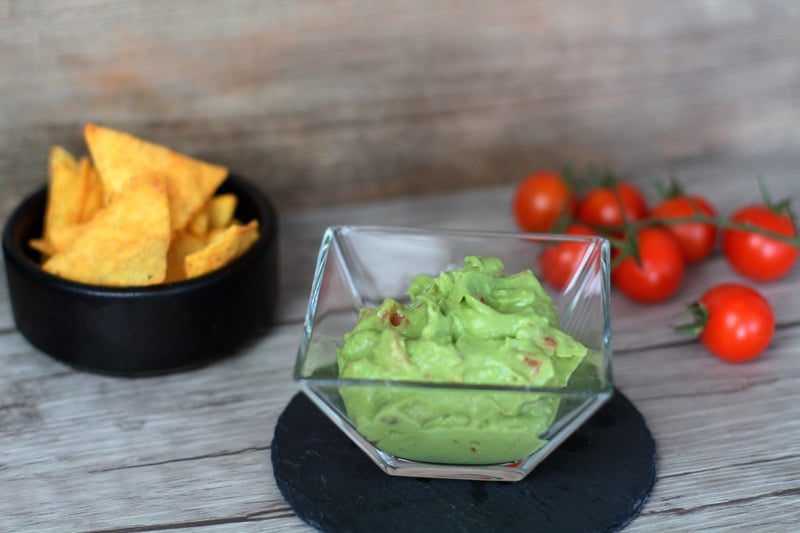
[0,153,799,531]
[2,0,800,213]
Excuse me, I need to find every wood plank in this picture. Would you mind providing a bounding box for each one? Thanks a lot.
[0,153,798,530]
[2,1,800,210]
[0,326,300,531]
[0,261,13,331]
[1,321,798,530]
[2,152,799,346]
[273,151,800,353]
[616,326,800,531]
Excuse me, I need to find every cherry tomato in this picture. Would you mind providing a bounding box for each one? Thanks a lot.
[651,195,717,263]
[513,171,575,232]
[722,205,798,281]
[696,283,774,363]
[577,182,648,228]
[612,228,684,303]
[539,224,597,290]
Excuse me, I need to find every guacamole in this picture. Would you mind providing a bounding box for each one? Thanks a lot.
[337,256,588,464]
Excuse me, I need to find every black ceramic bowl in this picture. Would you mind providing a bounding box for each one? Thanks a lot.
[2,174,279,376]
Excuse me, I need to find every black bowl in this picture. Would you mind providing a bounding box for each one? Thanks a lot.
[2,174,279,376]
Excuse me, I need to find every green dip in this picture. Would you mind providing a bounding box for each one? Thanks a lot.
[337,256,588,464]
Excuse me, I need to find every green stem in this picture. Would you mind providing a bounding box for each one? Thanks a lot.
[610,252,627,270]
[605,236,627,249]
[590,213,800,249]
[674,302,709,338]
[633,214,800,248]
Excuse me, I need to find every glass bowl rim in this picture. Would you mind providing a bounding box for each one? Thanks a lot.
[321,224,609,245]
[295,224,612,394]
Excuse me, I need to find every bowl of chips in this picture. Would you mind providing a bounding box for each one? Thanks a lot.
[2,124,279,376]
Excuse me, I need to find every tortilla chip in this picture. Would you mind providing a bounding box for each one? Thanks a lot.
[84,123,227,231]
[43,175,170,286]
[165,231,207,283]
[206,228,224,243]
[44,146,84,240]
[184,221,259,279]
[207,194,237,229]
[48,223,87,253]
[29,224,86,259]
[78,157,105,222]
[29,238,54,257]
[187,208,209,237]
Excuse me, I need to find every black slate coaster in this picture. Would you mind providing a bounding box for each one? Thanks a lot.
[272,390,655,533]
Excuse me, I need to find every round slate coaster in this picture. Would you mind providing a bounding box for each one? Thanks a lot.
[272,390,655,533]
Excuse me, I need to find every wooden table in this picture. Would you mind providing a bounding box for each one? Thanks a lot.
[2,153,799,531]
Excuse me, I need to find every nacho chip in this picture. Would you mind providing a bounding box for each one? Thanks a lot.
[44,146,84,240]
[165,231,207,283]
[43,175,170,286]
[206,228,224,243]
[48,223,87,253]
[29,238,54,257]
[207,194,237,230]
[78,157,105,222]
[184,221,259,279]
[84,123,227,231]
[187,208,209,237]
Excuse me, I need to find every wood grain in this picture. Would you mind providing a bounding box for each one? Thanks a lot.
[2,0,800,212]
[273,151,800,351]
[0,153,799,530]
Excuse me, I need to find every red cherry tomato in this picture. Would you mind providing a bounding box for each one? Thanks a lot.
[577,182,648,228]
[697,283,774,363]
[539,224,597,290]
[722,205,798,281]
[651,195,717,263]
[513,171,576,233]
[612,228,684,303]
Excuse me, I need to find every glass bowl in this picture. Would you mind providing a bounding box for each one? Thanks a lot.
[294,226,612,481]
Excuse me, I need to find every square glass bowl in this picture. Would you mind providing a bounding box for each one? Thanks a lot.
[294,226,612,481]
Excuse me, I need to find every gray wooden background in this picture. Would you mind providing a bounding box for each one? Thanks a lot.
[1,0,799,216]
